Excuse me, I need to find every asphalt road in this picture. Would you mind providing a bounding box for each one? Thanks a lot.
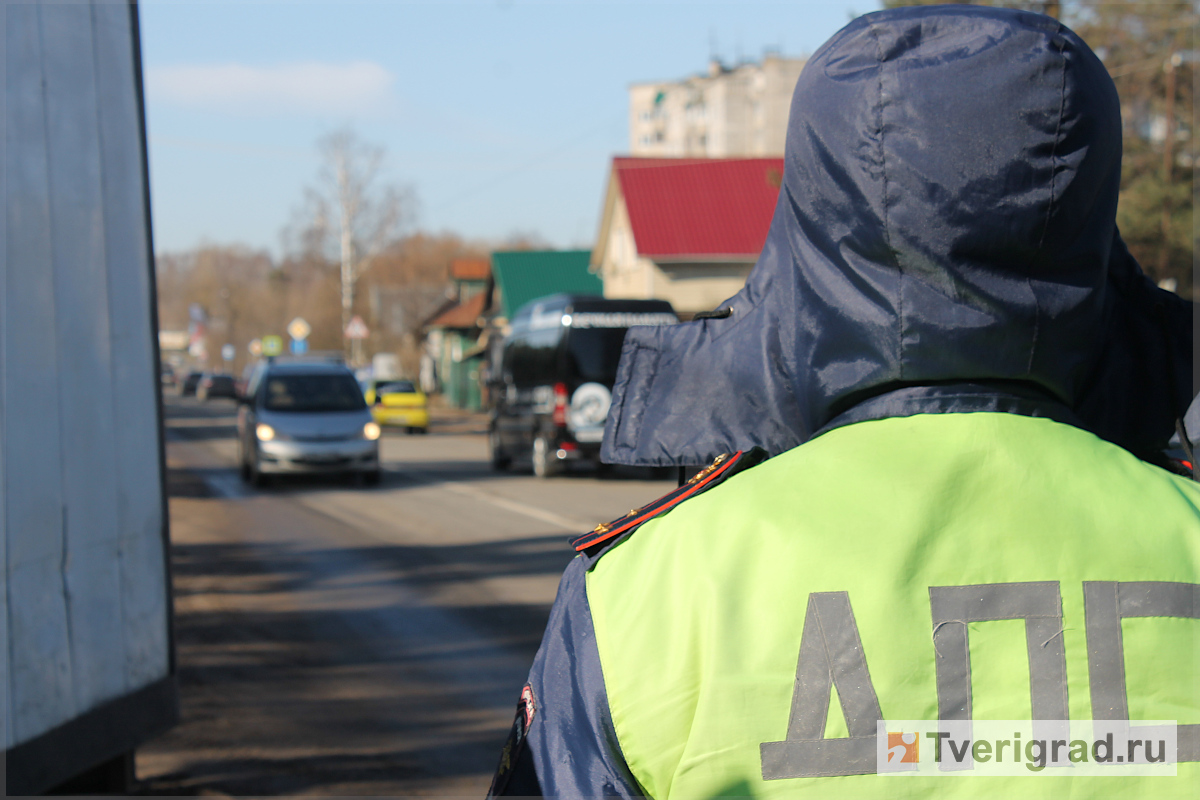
[137,394,675,796]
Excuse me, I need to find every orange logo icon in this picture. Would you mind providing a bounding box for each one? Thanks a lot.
[887,731,919,764]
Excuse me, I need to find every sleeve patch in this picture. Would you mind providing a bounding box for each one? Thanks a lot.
[487,683,537,797]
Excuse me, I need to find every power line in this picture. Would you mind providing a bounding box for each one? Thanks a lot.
[431,111,625,213]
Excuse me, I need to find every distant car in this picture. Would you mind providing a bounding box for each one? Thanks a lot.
[161,363,176,388]
[196,372,237,401]
[180,370,204,396]
[361,378,429,434]
[237,361,381,487]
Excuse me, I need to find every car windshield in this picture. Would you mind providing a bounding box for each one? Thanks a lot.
[263,373,367,412]
[378,380,416,394]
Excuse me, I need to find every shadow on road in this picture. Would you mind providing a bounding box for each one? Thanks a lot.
[142,506,567,795]
[164,424,239,443]
[166,468,215,498]
[138,739,504,796]
[170,534,572,605]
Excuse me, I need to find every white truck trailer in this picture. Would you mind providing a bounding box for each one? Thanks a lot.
[4,0,177,792]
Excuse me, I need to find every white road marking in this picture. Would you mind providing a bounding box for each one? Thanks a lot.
[409,475,592,532]
[191,460,590,533]
[170,419,593,532]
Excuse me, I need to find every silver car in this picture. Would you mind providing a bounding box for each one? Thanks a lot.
[238,361,381,486]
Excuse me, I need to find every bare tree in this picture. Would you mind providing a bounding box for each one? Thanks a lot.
[155,244,276,374]
[292,127,416,359]
[360,232,488,375]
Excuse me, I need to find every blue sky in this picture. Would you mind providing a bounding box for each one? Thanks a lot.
[140,1,878,257]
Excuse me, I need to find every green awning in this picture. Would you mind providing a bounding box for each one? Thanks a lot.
[490,250,601,320]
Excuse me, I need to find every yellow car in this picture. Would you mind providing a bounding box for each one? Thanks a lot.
[361,378,429,434]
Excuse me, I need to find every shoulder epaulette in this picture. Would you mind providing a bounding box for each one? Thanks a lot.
[570,447,769,558]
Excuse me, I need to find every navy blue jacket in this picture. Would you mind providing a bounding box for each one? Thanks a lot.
[491,6,1195,796]
[600,6,1193,470]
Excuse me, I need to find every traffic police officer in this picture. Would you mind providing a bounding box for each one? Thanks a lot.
[490,6,1198,797]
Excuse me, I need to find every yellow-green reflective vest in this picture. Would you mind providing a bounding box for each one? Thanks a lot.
[587,413,1200,798]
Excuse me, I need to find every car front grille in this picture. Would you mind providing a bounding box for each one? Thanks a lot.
[291,455,353,466]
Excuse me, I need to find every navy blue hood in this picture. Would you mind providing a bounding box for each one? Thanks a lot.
[602,5,1194,467]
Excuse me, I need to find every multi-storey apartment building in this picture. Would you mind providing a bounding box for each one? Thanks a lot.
[629,54,806,157]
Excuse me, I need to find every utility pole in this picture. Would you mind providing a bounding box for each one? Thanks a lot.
[337,151,357,359]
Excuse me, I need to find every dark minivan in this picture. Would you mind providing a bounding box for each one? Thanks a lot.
[488,295,677,477]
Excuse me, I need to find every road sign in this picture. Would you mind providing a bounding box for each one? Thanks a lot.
[291,339,308,355]
[221,344,235,362]
[344,315,369,340]
[262,335,283,356]
[249,338,262,356]
[287,317,311,341]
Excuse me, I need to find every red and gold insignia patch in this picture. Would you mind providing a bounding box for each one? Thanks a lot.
[520,683,536,730]
[486,683,537,797]
[571,451,762,554]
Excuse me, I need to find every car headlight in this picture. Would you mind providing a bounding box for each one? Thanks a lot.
[256,423,276,441]
[363,422,381,441]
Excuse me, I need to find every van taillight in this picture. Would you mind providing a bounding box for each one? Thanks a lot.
[552,382,568,426]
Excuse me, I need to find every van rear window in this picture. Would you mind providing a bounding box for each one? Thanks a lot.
[509,326,561,384]
[565,328,629,385]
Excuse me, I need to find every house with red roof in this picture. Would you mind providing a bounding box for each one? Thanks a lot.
[592,156,783,316]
